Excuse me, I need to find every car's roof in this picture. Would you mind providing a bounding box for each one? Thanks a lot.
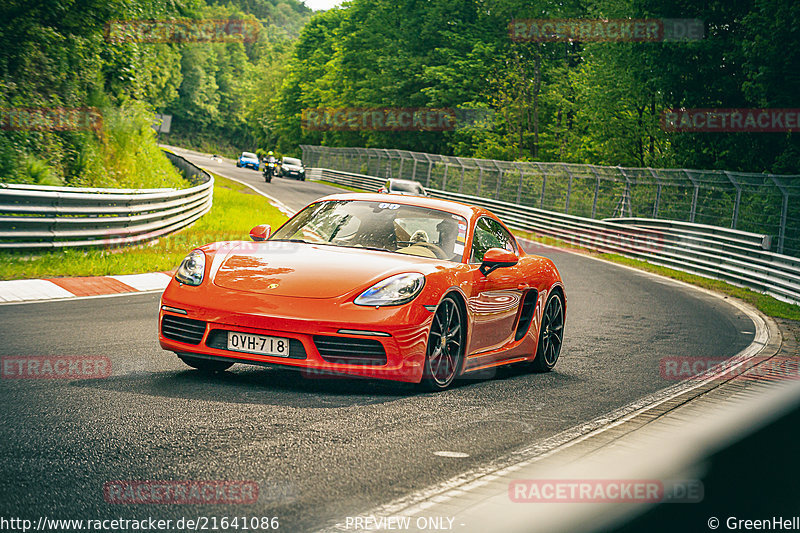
[241,152,257,157]
[315,192,491,220]
[388,178,423,186]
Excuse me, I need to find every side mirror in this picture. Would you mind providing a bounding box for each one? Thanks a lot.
[249,224,272,242]
[479,247,518,276]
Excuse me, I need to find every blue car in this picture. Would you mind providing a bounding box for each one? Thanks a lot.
[236,152,260,170]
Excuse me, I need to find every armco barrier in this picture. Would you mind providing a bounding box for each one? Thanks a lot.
[311,168,800,305]
[0,151,213,249]
[302,145,800,258]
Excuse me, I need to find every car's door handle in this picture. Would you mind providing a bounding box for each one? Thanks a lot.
[518,283,530,290]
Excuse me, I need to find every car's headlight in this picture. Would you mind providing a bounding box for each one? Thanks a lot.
[175,250,206,286]
[354,273,425,307]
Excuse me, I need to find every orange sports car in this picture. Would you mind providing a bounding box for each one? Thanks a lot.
[159,193,565,391]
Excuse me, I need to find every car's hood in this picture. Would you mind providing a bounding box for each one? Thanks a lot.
[211,241,441,299]
[283,164,303,170]
[240,157,258,163]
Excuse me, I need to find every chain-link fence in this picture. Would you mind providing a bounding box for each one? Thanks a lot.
[301,145,800,258]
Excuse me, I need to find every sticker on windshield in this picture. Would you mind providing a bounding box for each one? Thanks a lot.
[453,243,465,255]
[456,224,467,244]
[378,203,400,210]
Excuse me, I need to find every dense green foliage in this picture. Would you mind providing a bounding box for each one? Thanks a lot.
[2,0,797,186]
[269,0,799,174]
[0,0,311,186]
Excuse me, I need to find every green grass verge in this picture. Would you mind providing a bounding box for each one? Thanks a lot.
[515,230,800,321]
[0,174,288,280]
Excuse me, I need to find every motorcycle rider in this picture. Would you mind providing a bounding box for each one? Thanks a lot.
[263,150,278,182]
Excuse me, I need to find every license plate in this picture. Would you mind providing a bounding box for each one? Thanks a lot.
[227,332,290,357]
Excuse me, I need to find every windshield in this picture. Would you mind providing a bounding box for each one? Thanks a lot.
[241,152,257,159]
[390,181,422,193]
[283,157,301,166]
[271,200,468,261]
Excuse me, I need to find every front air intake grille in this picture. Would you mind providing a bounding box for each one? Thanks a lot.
[313,335,387,365]
[161,315,206,345]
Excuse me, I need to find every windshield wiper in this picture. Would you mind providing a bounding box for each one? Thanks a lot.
[357,245,393,253]
[271,240,392,253]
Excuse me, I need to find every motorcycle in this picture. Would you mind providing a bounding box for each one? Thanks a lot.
[263,159,277,183]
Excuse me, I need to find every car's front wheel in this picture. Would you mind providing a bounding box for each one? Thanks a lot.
[179,355,233,373]
[420,296,465,391]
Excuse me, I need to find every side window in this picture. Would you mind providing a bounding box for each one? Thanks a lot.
[470,217,517,263]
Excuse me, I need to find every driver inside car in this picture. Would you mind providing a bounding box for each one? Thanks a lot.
[410,230,429,243]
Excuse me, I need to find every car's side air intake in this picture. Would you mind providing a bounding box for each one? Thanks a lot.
[514,290,539,341]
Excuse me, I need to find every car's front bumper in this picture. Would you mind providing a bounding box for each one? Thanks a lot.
[159,280,433,383]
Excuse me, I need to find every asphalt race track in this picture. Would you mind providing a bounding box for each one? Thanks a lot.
[0,148,757,531]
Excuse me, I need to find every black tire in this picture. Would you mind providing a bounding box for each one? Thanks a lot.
[529,292,564,373]
[419,296,465,391]
[179,355,233,373]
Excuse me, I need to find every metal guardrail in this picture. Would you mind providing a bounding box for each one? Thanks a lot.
[0,151,213,249]
[310,167,800,305]
[302,145,800,257]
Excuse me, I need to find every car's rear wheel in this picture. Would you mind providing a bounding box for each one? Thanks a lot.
[529,291,564,373]
[420,296,464,391]
[178,355,233,373]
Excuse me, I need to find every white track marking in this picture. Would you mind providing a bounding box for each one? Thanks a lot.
[110,272,172,291]
[213,173,297,217]
[0,279,75,302]
[433,451,470,458]
[0,289,165,306]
